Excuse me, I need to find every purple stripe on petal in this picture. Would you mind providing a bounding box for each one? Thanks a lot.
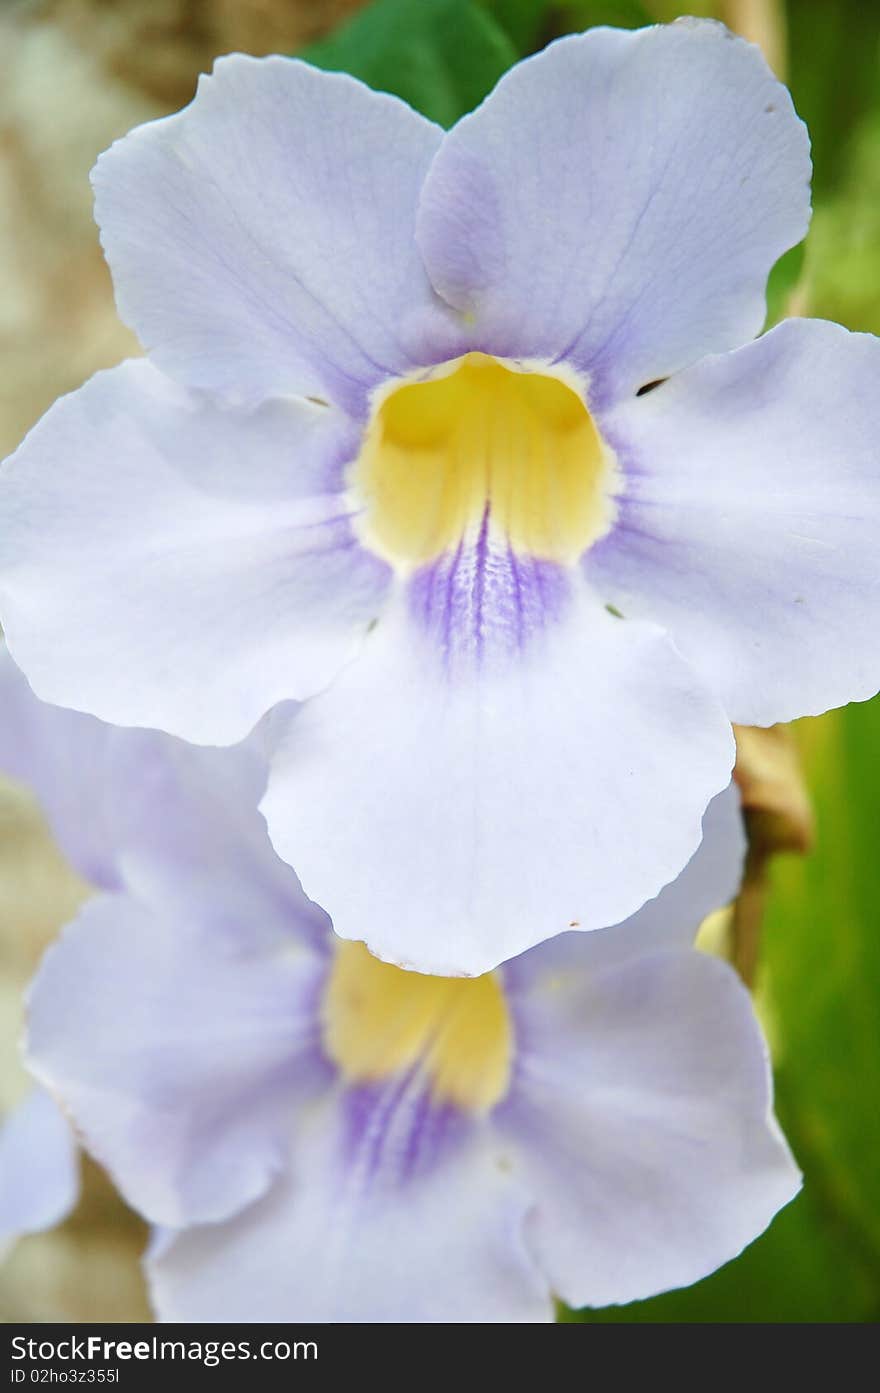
[408,523,572,675]
[340,1070,469,1191]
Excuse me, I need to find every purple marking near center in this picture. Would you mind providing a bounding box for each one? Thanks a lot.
[341,1070,469,1191]
[408,513,572,674]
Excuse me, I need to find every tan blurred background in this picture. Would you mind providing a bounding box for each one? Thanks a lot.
[0,0,367,1325]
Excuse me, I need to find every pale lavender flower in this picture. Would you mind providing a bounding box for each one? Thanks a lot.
[0,1088,79,1257]
[3,21,876,975]
[0,649,799,1321]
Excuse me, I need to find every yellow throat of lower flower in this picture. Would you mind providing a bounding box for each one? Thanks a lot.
[351,352,618,566]
[321,941,513,1113]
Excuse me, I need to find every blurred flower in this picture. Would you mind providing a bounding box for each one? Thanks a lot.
[0,1087,79,1258]
[0,646,798,1320]
[2,20,879,973]
[142,925,800,1322]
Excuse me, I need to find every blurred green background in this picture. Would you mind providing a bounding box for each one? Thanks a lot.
[1,0,878,1324]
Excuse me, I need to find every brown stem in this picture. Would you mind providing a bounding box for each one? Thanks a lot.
[731,837,770,988]
[720,0,789,78]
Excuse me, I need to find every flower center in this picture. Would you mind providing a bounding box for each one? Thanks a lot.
[351,352,618,566]
[321,941,513,1113]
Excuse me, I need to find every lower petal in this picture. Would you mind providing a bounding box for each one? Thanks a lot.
[264,567,734,976]
[503,779,745,993]
[148,1089,550,1323]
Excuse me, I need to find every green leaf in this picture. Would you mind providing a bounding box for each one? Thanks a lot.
[803,108,880,338]
[301,0,519,126]
[479,0,551,52]
[763,702,880,1276]
[551,0,655,30]
[763,240,806,329]
[787,0,880,198]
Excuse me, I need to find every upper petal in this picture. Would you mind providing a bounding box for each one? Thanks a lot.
[585,318,880,724]
[417,20,810,402]
[0,1088,79,1253]
[0,359,390,745]
[93,55,459,415]
[498,948,800,1308]
[263,573,734,976]
[147,1091,550,1323]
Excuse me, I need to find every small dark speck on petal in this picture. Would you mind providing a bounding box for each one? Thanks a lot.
[306,395,330,408]
[569,920,580,928]
[765,103,776,113]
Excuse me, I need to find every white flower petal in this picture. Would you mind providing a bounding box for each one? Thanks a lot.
[0,1088,79,1252]
[93,56,459,415]
[499,949,800,1307]
[417,20,810,402]
[503,780,745,991]
[26,891,326,1228]
[264,583,734,975]
[0,360,389,744]
[148,1094,550,1323]
[586,319,880,723]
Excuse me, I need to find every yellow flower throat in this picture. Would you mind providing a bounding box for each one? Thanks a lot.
[322,942,513,1113]
[351,352,618,566]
